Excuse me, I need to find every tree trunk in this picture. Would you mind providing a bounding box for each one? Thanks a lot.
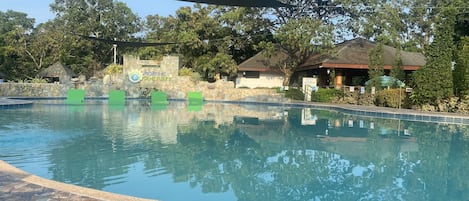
[283,70,293,86]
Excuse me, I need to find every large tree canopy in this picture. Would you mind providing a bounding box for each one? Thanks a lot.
[0,10,35,80]
[49,0,142,76]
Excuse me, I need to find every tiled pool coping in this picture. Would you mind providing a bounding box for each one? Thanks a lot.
[1,97,469,200]
[0,161,154,201]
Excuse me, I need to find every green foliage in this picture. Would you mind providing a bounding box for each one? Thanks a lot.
[311,88,342,102]
[274,87,286,94]
[30,77,48,83]
[412,4,456,105]
[190,73,202,82]
[193,52,237,81]
[179,67,201,82]
[390,48,405,81]
[454,36,469,97]
[284,88,304,100]
[104,64,123,75]
[375,89,406,108]
[259,17,334,86]
[179,68,193,76]
[0,10,35,80]
[50,0,141,77]
[368,42,384,90]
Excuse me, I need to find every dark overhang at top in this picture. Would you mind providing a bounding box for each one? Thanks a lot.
[178,0,292,7]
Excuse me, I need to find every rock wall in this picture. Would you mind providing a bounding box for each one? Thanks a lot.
[0,83,69,97]
[0,78,287,102]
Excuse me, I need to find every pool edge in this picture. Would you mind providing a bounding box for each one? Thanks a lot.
[0,160,156,201]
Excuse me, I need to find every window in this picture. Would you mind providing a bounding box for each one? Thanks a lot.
[142,64,160,68]
[243,71,260,78]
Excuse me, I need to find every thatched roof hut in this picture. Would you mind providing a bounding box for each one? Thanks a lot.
[39,62,77,83]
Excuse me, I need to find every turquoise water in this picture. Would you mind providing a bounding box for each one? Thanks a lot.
[1,101,469,201]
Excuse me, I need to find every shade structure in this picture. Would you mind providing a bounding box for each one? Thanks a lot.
[365,76,405,88]
[178,0,292,7]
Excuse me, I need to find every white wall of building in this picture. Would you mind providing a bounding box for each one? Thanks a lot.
[236,72,284,89]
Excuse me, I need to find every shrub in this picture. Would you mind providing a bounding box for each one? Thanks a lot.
[285,88,305,100]
[375,89,406,108]
[104,64,123,74]
[311,88,342,102]
[179,68,193,76]
[30,77,48,83]
[274,87,286,94]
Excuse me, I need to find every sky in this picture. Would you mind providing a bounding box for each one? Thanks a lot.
[0,0,195,24]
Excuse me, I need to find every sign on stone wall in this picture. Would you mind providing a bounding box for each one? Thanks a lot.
[123,55,180,85]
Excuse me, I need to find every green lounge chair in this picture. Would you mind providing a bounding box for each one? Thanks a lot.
[151,91,169,105]
[65,89,85,105]
[187,91,203,105]
[108,90,126,105]
[187,91,203,111]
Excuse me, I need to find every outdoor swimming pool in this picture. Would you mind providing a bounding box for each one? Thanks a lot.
[1,100,469,201]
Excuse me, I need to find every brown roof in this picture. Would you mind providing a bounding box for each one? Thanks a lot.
[238,48,288,72]
[39,62,76,78]
[300,38,425,70]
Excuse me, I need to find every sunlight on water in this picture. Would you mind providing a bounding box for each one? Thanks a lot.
[1,100,469,201]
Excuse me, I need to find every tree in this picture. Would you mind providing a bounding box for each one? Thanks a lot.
[15,21,66,74]
[144,6,224,64]
[214,7,275,63]
[50,0,141,77]
[390,47,405,85]
[0,10,35,80]
[276,0,354,42]
[406,0,438,53]
[144,5,272,80]
[347,0,408,48]
[193,52,237,81]
[453,36,469,96]
[411,2,457,105]
[260,17,334,86]
[368,42,385,89]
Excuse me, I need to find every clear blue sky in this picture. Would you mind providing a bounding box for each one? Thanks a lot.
[0,0,195,24]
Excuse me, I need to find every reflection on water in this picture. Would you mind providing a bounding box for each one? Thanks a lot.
[1,101,469,201]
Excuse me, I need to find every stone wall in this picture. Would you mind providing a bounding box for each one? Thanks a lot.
[0,78,286,102]
[0,83,69,97]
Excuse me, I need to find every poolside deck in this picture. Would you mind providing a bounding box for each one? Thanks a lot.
[0,161,154,201]
[1,97,469,200]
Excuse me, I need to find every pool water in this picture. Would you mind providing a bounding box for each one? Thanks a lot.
[1,101,469,201]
